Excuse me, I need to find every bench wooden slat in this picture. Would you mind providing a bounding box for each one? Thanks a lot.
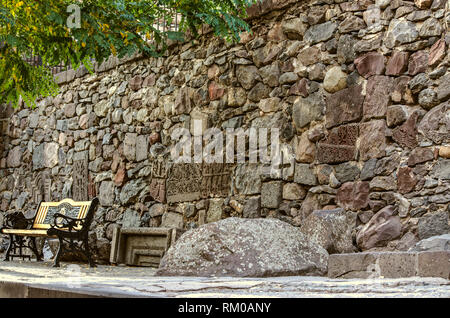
[2,229,55,237]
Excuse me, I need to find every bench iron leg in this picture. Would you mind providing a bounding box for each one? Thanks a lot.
[53,237,64,268]
[3,234,14,261]
[83,233,96,268]
[30,237,42,262]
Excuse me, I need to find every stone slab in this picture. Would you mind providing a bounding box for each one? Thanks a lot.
[328,251,450,279]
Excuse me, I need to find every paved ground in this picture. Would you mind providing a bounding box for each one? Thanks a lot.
[0,261,449,297]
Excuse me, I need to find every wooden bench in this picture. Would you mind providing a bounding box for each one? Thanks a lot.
[1,198,99,267]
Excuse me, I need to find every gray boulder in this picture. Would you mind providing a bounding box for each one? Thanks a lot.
[157,217,329,277]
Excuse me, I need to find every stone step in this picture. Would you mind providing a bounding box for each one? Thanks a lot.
[328,251,450,279]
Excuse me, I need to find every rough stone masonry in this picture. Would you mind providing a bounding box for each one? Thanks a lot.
[0,0,449,264]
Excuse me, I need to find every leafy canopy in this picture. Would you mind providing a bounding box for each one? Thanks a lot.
[0,0,257,108]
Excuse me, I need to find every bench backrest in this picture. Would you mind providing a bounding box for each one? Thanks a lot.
[32,198,98,230]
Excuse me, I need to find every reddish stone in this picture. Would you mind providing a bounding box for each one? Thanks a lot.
[392,112,419,149]
[359,120,387,161]
[408,51,429,75]
[325,85,365,128]
[129,75,143,91]
[317,124,359,164]
[289,79,309,97]
[143,74,156,87]
[356,206,402,251]
[428,39,446,66]
[354,52,386,78]
[114,167,126,187]
[386,51,409,76]
[363,76,394,119]
[336,181,370,211]
[208,81,225,101]
[408,147,434,166]
[397,167,417,194]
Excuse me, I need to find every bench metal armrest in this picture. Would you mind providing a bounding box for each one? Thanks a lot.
[51,213,86,232]
[2,212,33,230]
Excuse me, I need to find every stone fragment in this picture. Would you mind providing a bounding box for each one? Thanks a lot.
[243,196,261,218]
[439,146,450,158]
[418,88,438,109]
[236,65,261,90]
[259,97,280,113]
[428,39,446,66]
[304,22,337,45]
[337,34,357,64]
[436,73,450,101]
[369,176,397,191]
[234,164,261,195]
[409,234,450,252]
[356,206,403,250]
[294,164,317,186]
[7,146,22,168]
[418,211,450,240]
[363,76,394,119]
[300,208,357,254]
[336,181,370,211]
[334,162,360,183]
[354,52,386,78]
[281,18,307,40]
[339,16,366,34]
[261,181,283,208]
[227,87,247,107]
[386,105,408,127]
[431,159,450,180]
[419,18,442,37]
[325,85,364,128]
[248,83,271,102]
[157,218,329,277]
[359,120,387,161]
[123,133,137,162]
[386,51,409,76]
[297,46,321,66]
[283,183,306,201]
[408,51,428,75]
[99,181,115,206]
[279,72,299,85]
[323,66,347,93]
[161,212,184,229]
[397,166,417,194]
[292,91,325,129]
[417,102,449,144]
[384,19,419,48]
[415,0,432,9]
[392,112,419,149]
[295,131,316,163]
[408,147,434,166]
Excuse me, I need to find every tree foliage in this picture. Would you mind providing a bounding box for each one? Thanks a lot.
[0,0,257,108]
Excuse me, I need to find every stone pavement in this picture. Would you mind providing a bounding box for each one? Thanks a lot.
[0,261,449,298]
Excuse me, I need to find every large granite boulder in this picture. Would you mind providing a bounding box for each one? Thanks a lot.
[157,217,329,277]
[356,206,402,251]
[300,208,357,254]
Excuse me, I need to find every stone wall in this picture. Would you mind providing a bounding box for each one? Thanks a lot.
[1,0,450,262]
